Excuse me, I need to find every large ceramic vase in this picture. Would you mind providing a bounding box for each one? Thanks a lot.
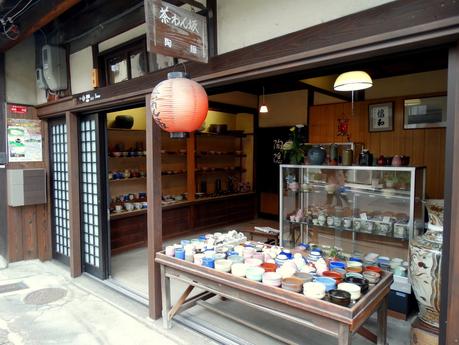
[307,145,326,165]
[409,199,443,328]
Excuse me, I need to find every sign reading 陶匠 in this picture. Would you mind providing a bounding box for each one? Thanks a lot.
[145,0,208,63]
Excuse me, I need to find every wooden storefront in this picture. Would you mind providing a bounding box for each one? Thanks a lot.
[0,1,457,343]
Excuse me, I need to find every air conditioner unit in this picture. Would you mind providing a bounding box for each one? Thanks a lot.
[42,45,67,91]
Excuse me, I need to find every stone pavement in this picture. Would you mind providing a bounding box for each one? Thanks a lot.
[0,260,216,345]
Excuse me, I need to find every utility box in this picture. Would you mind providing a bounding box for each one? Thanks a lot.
[7,169,47,207]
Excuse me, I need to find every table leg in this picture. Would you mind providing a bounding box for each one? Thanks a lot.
[377,295,388,345]
[338,323,352,345]
[160,265,172,329]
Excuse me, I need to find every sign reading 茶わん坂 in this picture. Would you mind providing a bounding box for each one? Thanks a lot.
[145,0,208,63]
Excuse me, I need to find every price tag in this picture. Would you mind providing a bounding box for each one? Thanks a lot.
[360,213,368,220]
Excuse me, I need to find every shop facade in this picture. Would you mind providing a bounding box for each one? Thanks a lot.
[1,0,459,343]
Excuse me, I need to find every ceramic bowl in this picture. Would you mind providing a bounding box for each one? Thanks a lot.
[245,258,263,267]
[260,262,277,273]
[214,253,227,260]
[345,272,364,279]
[328,289,351,307]
[215,259,232,272]
[246,267,265,281]
[281,276,304,292]
[364,265,382,274]
[329,261,346,270]
[231,263,247,277]
[322,271,343,284]
[228,255,244,264]
[344,276,369,294]
[324,184,338,194]
[314,277,336,292]
[337,282,361,301]
[363,270,381,284]
[193,253,205,266]
[293,272,314,283]
[276,266,296,279]
[303,282,326,299]
[262,272,282,287]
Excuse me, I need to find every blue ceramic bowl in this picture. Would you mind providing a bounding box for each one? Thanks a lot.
[314,277,336,292]
[329,261,346,270]
[349,257,363,263]
[202,257,215,268]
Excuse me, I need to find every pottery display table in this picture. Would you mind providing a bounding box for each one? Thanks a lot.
[156,252,392,345]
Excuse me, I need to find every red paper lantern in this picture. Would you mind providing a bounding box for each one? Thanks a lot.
[150,72,208,135]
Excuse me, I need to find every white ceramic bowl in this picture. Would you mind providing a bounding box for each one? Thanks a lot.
[262,272,282,287]
[215,259,232,272]
[337,282,361,301]
[303,282,326,299]
[245,258,263,267]
[246,266,265,281]
[231,263,248,277]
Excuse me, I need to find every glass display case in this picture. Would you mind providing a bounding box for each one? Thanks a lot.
[280,165,426,259]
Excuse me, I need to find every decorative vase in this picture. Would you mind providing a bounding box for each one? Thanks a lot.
[330,144,339,165]
[307,145,326,165]
[342,149,353,166]
[409,199,444,328]
[392,155,402,167]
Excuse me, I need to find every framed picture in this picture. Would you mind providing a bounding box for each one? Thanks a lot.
[368,102,393,132]
[404,96,447,129]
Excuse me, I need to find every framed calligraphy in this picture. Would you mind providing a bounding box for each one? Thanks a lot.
[368,102,393,132]
[145,0,208,63]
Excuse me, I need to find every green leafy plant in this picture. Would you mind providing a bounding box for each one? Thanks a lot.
[282,125,306,165]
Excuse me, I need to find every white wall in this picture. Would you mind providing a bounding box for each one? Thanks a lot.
[217,0,394,54]
[5,37,37,105]
[98,24,146,53]
[259,90,308,128]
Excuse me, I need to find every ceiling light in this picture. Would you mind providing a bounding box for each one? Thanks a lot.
[259,86,268,113]
[334,71,373,91]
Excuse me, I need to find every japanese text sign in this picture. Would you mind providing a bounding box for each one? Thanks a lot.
[145,0,208,63]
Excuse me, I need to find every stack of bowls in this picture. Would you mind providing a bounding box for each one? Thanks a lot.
[328,289,351,307]
[329,261,346,275]
[322,271,343,284]
[231,263,247,277]
[214,252,226,260]
[307,250,322,262]
[193,253,205,266]
[260,262,277,273]
[364,265,382,274]
[377,256,391,271]
[363,270,381,287]
[293,272,314,284]
[275,254,289,266]
[343,276,369,294]
[337,282,361,301]
[214,259,232,273]
[245,258,262,267]
[262,272,282,287]
[303,282,326,299]
[243,247,256,259]
[281,277,304,292]
[246,267,265,281]
[314,277,336,292]
[202,257,215,268]
[346,261,363,273]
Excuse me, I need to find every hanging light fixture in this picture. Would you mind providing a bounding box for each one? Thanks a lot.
[150,71,208,138]
[259,86,268,113]
[334,71,373,115]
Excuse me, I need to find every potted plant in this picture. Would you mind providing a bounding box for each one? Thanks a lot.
[282,125,307,165]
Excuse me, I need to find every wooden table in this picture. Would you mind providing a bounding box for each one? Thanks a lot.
[156,252,392,345]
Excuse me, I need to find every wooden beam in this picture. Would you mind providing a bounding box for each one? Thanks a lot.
[146,94,163,319]
[440,40,459,345]
[0,0,81,53]
[208,101,257,114]
[301,83,351,102]
[66,111,82,278]
[206,0,217,57]
[166,0,206,10]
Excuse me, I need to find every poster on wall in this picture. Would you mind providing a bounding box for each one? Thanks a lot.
[7,118,43,162]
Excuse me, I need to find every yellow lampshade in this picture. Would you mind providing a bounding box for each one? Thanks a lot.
[333,71,373,91]
[259,104,268,113]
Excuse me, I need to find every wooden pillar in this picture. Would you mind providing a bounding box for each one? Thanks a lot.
[66,111,82,277]
[146,94,163,319]
[0,52,7,261]
[440,41,459,344]
[186,133,196,201]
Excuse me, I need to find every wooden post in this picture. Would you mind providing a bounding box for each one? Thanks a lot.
[66,111,82,277]
[440,41,459,345]
[0,52,6,261]
[186,132,196,201]
[146,94,163,319]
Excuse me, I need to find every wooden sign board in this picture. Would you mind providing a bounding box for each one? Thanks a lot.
[145,0,208,63]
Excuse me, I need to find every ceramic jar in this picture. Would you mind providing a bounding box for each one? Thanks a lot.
[342,149,353,166]
[410,199,444,328]
[391,155,402,167]
[303,282,326,299]
[307,145,326,165]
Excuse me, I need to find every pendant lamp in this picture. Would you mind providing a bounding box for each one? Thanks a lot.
[334,71,373,115]
[259,86,268,113]
[150,71,208,138]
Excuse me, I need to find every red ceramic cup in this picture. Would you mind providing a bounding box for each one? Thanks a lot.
[364,266,382,274]
[260,262,277,273]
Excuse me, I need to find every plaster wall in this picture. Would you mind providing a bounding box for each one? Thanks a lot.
[70,47,94,95]
[217,0,394,54]
[259,90,308,128]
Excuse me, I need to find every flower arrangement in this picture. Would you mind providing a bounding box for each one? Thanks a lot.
[282,125,307,165]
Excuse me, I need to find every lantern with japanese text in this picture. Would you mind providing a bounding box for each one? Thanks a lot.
[150,72,208,138]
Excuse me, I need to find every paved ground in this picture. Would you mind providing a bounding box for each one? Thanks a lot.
[0,260,215,345]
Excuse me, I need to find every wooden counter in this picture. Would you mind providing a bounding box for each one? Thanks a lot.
[156,252,392,345]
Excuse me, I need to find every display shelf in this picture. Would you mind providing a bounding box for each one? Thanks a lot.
[109,177,146,182]
[161,151,187,156]
[196,168,246,174]
[110,208,147,220]
[286,219,408,241]
[108,155,146,159]
[161,171,187,176]
[196,151,246,157]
